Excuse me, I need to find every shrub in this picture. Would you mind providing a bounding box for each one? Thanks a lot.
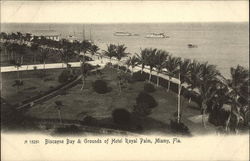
[119,66,127,72]
[208,108,229,126]
[58,70,71,83]
[92,80,108,94]
[132,71,148,81]
[113,64,119,68]
[12,80,24,87]
[144,83,155,93]
[170,119,190,135]
[81,115,95,125]
[105,62,112,67]
[112,108,131,125]
[133,92,158,116]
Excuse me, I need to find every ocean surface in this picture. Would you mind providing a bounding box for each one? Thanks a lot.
[1,23,249,78]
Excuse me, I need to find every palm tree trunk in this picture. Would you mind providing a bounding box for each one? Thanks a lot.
[43,61,46,77]
[188,97,192,103]
[148,70,152,82]
[81,75,86,91]
[225,112,231,132]
[58,110,62,124]
[201,101,208,128]
[34,52,36,64]
[167,78,171,92]
[21,56,23,64]
[157,73,159,87]
[16,67,20,92]
[131,67,134,76]
[141,67,144,74]
[118,80,122,94]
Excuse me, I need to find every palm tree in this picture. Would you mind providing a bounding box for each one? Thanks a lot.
[81,40,92,55]
[186,60,203,103]
[136,48,150,74]
[164,55,181,92]
[114,44,128,68]
[193,62,220,127]
[89,44,99,59]
[103,44,116,63]
[178,58,192,104]
[80,63,92,90]
[155,50,168,86]
[130,55,139,75]
[38,48,49,77]
[125,57,131,73]
[0,32,8,40]
[55,101,63,124]
[30,43,39,64]
[4,42,12,61]
[24,33,32,42]
[222,65,249,132]
[145,48,158,82]
[61,48,75,68]
[9,58,22,92]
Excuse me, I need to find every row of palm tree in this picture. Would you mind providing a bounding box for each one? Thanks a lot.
[107,46,249,130]
[103,44,128,66]
[0,32,32,42]
[1,32,101,67]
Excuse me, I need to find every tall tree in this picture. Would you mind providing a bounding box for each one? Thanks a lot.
[164,55,181,92]
[178,58,192,103]
[193,62,220,127]
[103,44,116,63]
[155,50,168,86]
[145,48,157,82]
[125,55,139,75]
[55,101,63,124]
[114,44,128,68]
[222,65,249,132]
[136,48,150,74]
[89,44,99,58]
[38,48,49,77]
[30,43,39,64]
[80,63,92,90]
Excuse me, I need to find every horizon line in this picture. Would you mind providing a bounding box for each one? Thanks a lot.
[1,21,249,24]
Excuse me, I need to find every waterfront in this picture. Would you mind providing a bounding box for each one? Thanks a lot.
[1,22,249,78]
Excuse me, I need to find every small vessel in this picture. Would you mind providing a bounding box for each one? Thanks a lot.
[187,44,198,48]
[145,33,169,38]
[114,32,132,36]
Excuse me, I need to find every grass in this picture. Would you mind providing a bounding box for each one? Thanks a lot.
[1,68,65,105]
[24,67,217,135]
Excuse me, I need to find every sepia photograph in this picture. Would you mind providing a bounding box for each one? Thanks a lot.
[1,0,249,160]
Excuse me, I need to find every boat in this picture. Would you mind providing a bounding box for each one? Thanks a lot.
[187,44,198,48]
[145,33,169,38]
[114,32,132,36]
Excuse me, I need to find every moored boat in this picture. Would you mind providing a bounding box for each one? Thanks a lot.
[114,32,132,36]
[187,44,198,48]
[145,33,169,38]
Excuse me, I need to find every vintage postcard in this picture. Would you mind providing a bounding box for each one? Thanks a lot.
[1,1,249,160]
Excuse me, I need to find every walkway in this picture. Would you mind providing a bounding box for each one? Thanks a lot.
[1,54,181,85]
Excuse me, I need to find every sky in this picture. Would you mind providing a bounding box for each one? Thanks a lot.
[1,1,249,23]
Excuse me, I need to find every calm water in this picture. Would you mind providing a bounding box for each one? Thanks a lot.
[1,23,249,78]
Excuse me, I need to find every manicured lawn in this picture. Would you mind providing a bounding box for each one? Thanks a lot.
[25,67,216,135]
[1,68,65,105]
